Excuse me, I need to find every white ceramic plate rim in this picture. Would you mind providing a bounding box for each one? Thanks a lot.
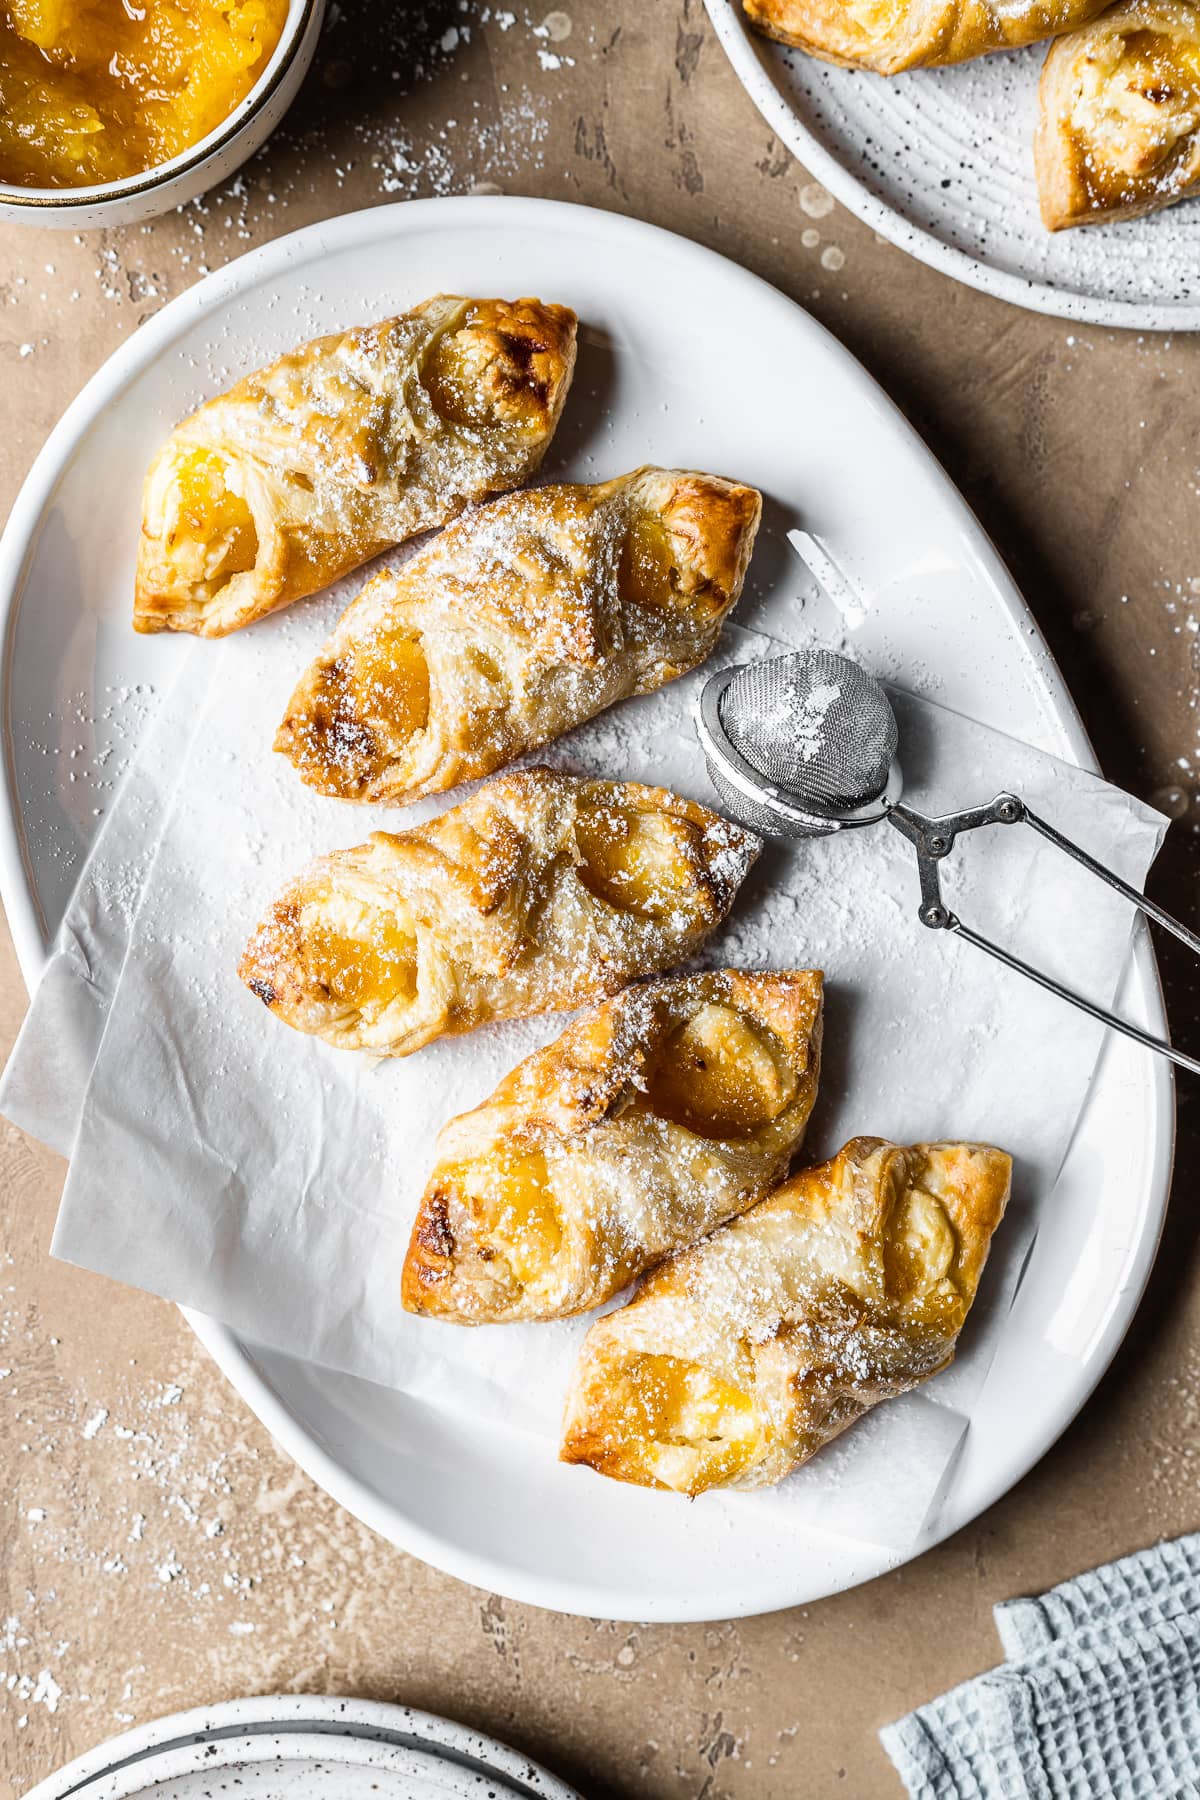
[20,1693,579,1800]
[702,0,1200,331]
[0,196,1174,1622]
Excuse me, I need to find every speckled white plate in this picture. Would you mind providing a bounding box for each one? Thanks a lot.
[704,0,1200,328]
[34,1741,521,1800]
[0,196,1173,1621]
[20,1695,578,1800]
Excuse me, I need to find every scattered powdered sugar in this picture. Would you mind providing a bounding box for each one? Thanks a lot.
[0,6,590,375]
[31,1668,62,1714]
[1146,569,1200,825]
[701,811,760,890]
[0,1253,388,1765]
[760,678,841,765]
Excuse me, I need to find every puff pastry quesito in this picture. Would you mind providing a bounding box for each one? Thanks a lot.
[402,969,823,1323]
[561,1137,1011,1494]
[275,467,763,806]
[744,0,1106,73]
[134,295,578,638]
[239,768,759,1058]
[1036,0,1200,226]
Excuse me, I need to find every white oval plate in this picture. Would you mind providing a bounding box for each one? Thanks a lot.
[704,0,1200,330]
[21,1694,579,1800]
[0,196,1173,1620]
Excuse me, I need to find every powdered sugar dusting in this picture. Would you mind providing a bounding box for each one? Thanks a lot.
[277,470,750,806]
[0,1263,385,1763]
[756,678,841,764]
[25,575,1163,1497]
[416,970,821,1322]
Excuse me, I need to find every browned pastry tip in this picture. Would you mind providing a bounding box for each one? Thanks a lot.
[744,0,1109,75]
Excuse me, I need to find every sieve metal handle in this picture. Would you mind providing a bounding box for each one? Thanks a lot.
[887,792,1200,1077]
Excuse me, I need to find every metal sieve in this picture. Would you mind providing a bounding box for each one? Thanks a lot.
[694,539,1200,1077]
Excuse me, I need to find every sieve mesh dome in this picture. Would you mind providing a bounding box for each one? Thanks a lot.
[699,648,899,837]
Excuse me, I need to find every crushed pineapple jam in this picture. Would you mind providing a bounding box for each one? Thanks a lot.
[0,0,289,189]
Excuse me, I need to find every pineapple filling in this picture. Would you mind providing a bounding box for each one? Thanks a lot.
[283,635,430,794]
[420,315,485,427]
[420,305,548,430]
[619,509,680,610]
[0,0,287,189]
[300,889,418,1014]
[166,449,259,590]
[461,1150,562,1286]
[837,0,904,38]
[883,1186,958,1301]
[1074,29,1200,176]
[573,804,699,920]
[351,632,431,743]
[644,1003,797,1141]
[611,1352,759,1489]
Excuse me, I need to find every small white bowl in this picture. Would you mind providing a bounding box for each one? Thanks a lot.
[0,0,325,231]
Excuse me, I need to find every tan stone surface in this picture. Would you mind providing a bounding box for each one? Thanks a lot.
[1,4,1198,1796]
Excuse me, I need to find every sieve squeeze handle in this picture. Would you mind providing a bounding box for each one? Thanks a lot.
[887,792,1200,1078]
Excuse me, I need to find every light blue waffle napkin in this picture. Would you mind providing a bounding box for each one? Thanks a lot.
[881,1535,1200,1799]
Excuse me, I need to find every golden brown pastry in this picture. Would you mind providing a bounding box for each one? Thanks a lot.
[134,296,578,637]
[274,467,763,807]
[239,768,759,1058]
[401,969,823,1323]
[745,0,1106,73]
[561,1137,1011,1494]
[1036,0,1200,227]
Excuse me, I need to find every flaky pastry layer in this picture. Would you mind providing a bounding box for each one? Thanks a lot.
[745,0,1106,73]
[561,1136,1011,1494]
[275,467,762,806]
[402,969,824,1322]
[134,295,577,637]
[239,767,759,1058]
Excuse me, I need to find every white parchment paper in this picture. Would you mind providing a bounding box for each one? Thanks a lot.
[0,579,1167,1551]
